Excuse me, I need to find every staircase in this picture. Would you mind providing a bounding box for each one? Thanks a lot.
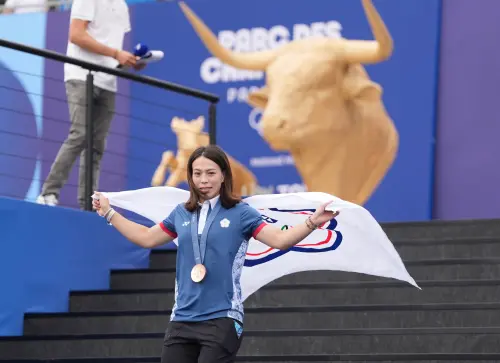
[1,219,500,362]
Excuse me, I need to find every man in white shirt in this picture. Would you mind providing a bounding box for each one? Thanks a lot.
[37,0,143,209]
[3,0,47,14]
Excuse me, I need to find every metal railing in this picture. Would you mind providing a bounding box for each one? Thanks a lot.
[0,38,219,211]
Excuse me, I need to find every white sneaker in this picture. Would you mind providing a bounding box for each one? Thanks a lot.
[36,194,59,206]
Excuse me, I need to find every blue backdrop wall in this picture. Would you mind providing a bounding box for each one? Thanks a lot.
[0,198,149,336]
[129,0,442,222]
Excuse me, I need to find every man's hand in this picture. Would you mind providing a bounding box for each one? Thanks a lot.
[115,50,137,67]
[133,62,147,71]
[69,19,136,64]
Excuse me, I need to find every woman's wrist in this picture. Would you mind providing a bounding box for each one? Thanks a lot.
[305,216,319,230]
[103,207,112,218]
[103,207,116,224]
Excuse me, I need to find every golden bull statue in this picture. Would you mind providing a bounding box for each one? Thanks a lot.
[179,0,399,205]
[151,116,257,197]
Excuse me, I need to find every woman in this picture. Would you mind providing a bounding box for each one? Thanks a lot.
[92,145,338,363]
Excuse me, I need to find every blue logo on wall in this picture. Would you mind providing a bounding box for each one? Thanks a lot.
[0,61,39,200]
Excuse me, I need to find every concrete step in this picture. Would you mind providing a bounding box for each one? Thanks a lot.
[148,250,176,269]
[23,302,500,336]
[147,240,500,270]
[70,280,500,312]
[113,258,500,290]
[1,328,500,359]
[380,219,500,242]
[393,238,500,260]
[3,354,500,362]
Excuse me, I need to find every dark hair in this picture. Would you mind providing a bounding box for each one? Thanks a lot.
[185,145,241,212]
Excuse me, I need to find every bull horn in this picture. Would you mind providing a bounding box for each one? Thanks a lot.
[341,0,394,64]
[179,2,277,70]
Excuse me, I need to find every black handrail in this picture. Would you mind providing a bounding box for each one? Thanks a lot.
[0,37,219,211]
[0,38,219,103]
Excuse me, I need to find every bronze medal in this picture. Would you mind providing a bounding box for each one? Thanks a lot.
[191,263,207,282]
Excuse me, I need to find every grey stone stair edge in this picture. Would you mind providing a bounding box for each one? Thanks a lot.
[145,243,500,273]
[3,334,500,359]
[23,307,500,337]
[145,244,500,271]
[126,258,500,280]
[3,336,500,359]
[387,236,500,245]
[112,267,176,274]
[4,353,500,362]
[148,237,500,249]
[4,327,500,342]
[111,264,500,277]
[110,266,500,289]
[380,218,500,239]
[111,262,500,287]
[145,257,500,268]
[145,238,500,265]
[25,301,500,319]
[69,284,500,311]
[144,219,500,245]
[68,278,500,297]
[380,218,500,228]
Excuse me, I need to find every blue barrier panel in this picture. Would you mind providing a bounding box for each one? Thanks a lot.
[0,197,150,336]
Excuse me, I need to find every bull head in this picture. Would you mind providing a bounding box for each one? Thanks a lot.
[179,0,399,205]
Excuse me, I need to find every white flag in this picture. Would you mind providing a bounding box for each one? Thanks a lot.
[102,187,419,300]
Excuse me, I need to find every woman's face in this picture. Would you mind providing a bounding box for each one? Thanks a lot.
[191,156,224,200]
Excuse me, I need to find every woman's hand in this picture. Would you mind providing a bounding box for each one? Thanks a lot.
[92,191,111,217]
[90,192,173,249]
[310,200,340,226]
[254,200,340,251]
